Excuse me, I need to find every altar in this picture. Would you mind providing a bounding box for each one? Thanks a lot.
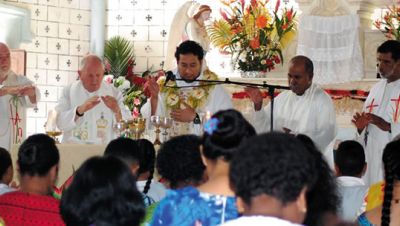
[10,144,106,187]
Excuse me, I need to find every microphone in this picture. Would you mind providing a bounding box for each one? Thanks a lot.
[164,71,176,86]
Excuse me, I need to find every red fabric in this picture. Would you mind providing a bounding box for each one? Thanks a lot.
[0,191,65,226]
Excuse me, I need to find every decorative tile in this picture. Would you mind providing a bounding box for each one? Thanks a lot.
[27,101,46,118]
[30,20,38,36]
[59,55,79,71]
[77,25,90,41]
[119,26,148,41]
[118,10,134,25]
[133,56,148,72]
[69,40,89,56]
[134,41,164,57]
[131,0,149,10]
[119,0,135,10]
[31,5,48,21]
[47,70,69,86]
[37,54,58,70]
[26,52,37,69]
[26,117,37,136]
[20,0,37,4]
[59,23,79,40]
[67,71,79,84]
[39,86,59,101]
[70,9,90,25]
[59,0,79,9]
[148,57,164,71]
[35,117,47,133]
[38,0,58,6]
[20,37,48,53]
[163,10,176,26]
[37,21,59,37]
[149,26,168,41]
[79,0,91,10]
[106,0,119,10]
[26,68,47,85]
[106,26,119,39]
[106,10,120,25]
[47,38,69,54]
[48,6,70,23]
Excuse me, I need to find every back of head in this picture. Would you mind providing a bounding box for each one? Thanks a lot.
[174,40,204,61]
[136,139,155,175]
[157,135,205,189]
[18,134,59,177]
[60,156,145,226]
[104,137,141,168]
[0,147,12,182]
[290,55,314,76]
[335,140,365,177]
[377,40,400,60]
[202,109,256,161]
[381,139,400,226]
[230,132,316,206]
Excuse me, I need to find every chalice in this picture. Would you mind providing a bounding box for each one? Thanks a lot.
[128,117,146,140]
[150,115,163,145]
[160,117,173,142]
[113,121,127,137]
[44,110,62,143]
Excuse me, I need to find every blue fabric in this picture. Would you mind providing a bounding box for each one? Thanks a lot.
[357,213,375,226]
[150,186,238,226]
[142,192,156,208]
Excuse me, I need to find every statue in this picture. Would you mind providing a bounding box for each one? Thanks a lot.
[164,2,212,71]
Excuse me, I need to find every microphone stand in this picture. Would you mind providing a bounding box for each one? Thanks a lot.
[165,77,290,132]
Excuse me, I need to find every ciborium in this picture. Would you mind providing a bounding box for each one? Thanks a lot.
[160,117,173,142]
[127,117,146,140]
[150,115,163,145]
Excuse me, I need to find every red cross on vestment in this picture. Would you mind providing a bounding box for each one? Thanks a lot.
[366,98,379,113]
[391,95,400,122]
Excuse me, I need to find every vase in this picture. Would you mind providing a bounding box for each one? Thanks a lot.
[240,71,267,78]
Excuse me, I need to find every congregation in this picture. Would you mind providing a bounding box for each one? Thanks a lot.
[0,37,400,226]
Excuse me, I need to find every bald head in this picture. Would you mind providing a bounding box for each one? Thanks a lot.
[287,55,314,95]
[0,43,11,77]
[78,54,105,92]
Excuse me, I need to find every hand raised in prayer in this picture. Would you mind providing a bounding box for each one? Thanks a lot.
[366,113,391,132]
[0,86,22,96]
[78,96,101,114]
[244,86,263,111]
[144,77,159,100]
[19,85,36,97]
[170,102,196,123]
[101,95,120,113]
[352,112,371,133]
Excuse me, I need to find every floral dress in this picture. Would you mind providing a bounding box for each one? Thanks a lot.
[149,186,238,226]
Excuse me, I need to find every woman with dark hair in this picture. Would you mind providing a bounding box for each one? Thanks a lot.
[296,134,341,226]
[137,139,166,203]
[0,134,64,225]
[357,139,400,226]
[150,109,256,226]
[60,155,145,226]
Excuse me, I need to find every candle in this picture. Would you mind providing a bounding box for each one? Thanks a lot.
[206,111,211,120]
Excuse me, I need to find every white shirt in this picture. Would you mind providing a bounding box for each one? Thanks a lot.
[253,84,337,151]
[337,176,368,221]
[221,216,303,226]
[55,80,132,144]
[0,183,14,196]
[136,180,166,202]
[0,71,39,150]
[357,79,400,185]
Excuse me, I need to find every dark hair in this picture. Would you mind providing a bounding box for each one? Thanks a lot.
[157,135,205,189]
[104,137,141,168]
[0,147,12,181]
[381,139,400,226]
[60,156,145,226]
[296,134,340,226]
[174,40,204,62]
[377,40,400,61]
[137,139,155,194]
[230,132,316,206]
[290,55,314,77]
[202,109,256,161]
[17,134,59,177]
[335,140,365,177]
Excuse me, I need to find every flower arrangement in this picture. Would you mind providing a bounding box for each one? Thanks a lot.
[374,4,400,40]
[207,0,296,72]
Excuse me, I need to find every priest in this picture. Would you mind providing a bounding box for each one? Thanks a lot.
[246,55,337,153]
[55,55,131,144]
[352,40,400,185]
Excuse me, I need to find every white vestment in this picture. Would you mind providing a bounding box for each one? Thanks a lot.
[357,79,400,185]
[337,176,368,221]
[221,216,302,226]
[253,84,337,151]
[0,71,39,150]
[55,80,132,144]
[141,69,233,136]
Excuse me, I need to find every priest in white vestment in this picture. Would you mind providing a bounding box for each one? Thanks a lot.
[55,55,132,144]
[246,55,337,152]
[0,43,39,150]
[141,40,233,135]
[352,40,400,185]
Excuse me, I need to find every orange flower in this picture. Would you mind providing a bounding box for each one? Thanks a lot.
[256,15,268,28]
[232,24,243,34]
[249,36,260,49]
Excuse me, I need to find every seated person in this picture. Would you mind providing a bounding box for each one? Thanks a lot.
[222,132,317,225]
[60,156,145,226]
[150,109,256,226]
[357,139,400,226]
[137,139,167,202]
[334,140,368,221]
[55,54,132,144]
[0,147,14,195]
[0,134,64,225]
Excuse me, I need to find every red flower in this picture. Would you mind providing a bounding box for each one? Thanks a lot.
[232,23,243,34]
[220,9,229,21]
[274,56,281,64]
[256,15,267,28]
[286,9,294,22]
[131,75,147,86]
[250,0,257,8]
[249,37,260,49]
[274,0,281,13]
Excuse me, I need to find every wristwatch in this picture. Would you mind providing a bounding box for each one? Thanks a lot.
[193,113,201,124]
[76,108,84,117]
